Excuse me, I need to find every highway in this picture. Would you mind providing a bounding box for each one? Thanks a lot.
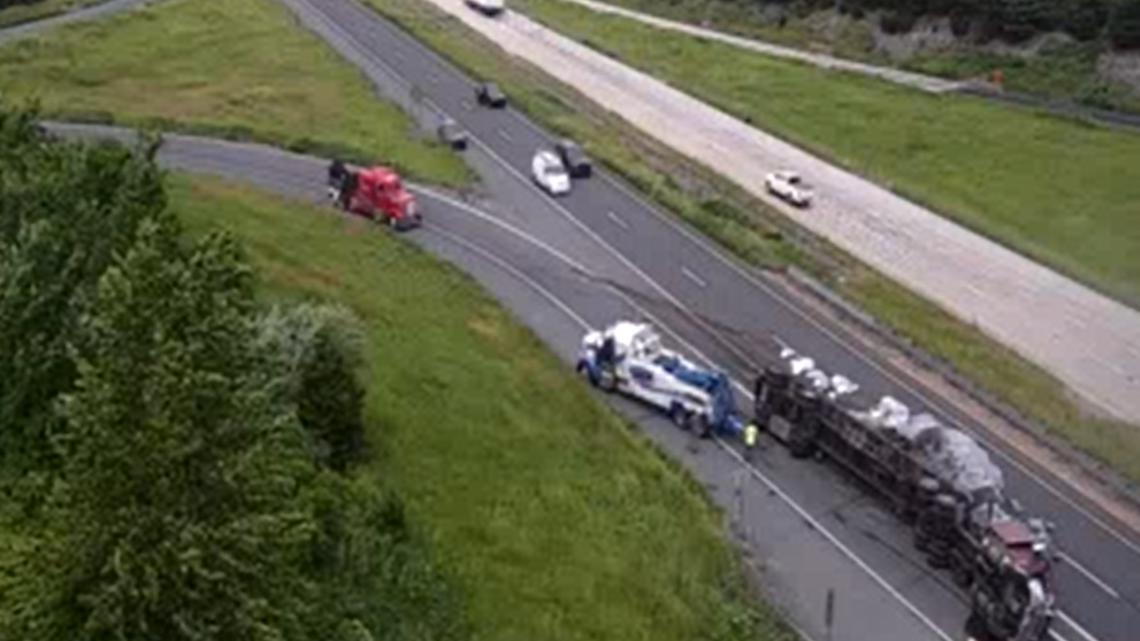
[419,0,1140,425]
[11,1,1140,639]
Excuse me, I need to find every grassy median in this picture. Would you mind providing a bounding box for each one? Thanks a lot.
[0,0,106,28]
[514,0,1140,310]
[169,173,790,641]
[363,0,1140,485]
[0,0,469,185]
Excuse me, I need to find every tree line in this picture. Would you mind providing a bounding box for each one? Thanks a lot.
[763,0,1140,47]
[0,104,468,641]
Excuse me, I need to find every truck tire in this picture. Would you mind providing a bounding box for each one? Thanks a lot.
[964,610,997,641]
[670,404,689,430]
[577,362,597,387]
[926,540,950,569]
[693,414,713,439]
[786,420,817,458]
[952,559,974,588]
[600,371,617,393]
[914,527,930,552]
[787,433,815,459]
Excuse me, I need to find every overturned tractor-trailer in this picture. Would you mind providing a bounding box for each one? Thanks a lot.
[752,349,1056,641]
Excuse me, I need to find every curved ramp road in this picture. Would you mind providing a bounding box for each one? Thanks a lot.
[12,2,1139,640]
[418,0,1140,425]
[0,0,153,45]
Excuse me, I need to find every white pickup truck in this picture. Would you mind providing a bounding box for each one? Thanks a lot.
[765,170,813,208]
[531,149,571,196]
[466,0,505,16]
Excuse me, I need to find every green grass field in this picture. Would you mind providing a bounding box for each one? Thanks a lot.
[0,0,105,28]
[514,0,1140,310]
[0,0,468,185]
[169,173,790,641]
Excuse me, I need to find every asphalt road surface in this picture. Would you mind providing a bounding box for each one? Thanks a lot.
[11,1,1139,639]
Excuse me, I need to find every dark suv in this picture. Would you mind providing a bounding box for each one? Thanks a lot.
[475,82,507,108]
[555,139,592,179]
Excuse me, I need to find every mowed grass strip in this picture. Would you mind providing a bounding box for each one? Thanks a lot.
[169,173,790,641]
[514,0,1140,308]
[0,0,106,28]
[0,0,468,185]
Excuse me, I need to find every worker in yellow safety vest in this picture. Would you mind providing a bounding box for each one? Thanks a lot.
[744,422,760,457]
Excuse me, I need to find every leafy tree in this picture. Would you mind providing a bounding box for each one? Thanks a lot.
[1,217,319,641]
[1110,0,1140,47]
[258,305,367,471]
[1066,0,1110,39]
[1000,0,1057,40]
[302,476,469,641]
[0,106,165,476]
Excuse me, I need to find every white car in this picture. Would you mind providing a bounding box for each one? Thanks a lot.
[466,0,505,16]
[765,170,813,207]
[531,149,571,196]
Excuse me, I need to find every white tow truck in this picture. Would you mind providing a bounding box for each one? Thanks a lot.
[576,321,744,437]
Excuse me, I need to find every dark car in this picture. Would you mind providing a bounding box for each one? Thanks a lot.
[437,118,469,151]
[475,82,507,108]
[555,139,592,178]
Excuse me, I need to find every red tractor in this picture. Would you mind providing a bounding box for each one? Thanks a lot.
[327,160,421,230]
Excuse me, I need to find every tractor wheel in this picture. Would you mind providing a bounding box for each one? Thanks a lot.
[964,610,995,641]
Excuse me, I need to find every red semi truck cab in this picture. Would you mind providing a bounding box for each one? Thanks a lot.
[331,163,421,230]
